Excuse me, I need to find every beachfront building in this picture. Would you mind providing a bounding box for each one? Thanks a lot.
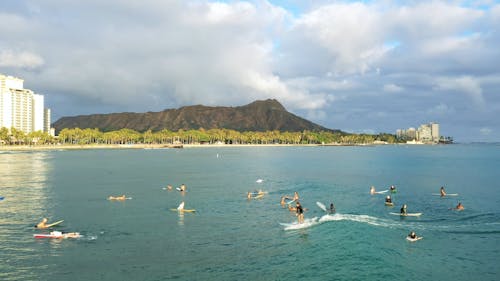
[397,122,441,143]
[0,73,52,135]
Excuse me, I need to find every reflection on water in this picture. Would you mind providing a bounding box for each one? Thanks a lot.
[0,151,53,281]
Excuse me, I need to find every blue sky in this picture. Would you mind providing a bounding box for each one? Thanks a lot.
[1,0,499,142]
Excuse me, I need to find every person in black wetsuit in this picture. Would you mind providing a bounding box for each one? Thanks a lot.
[329,203,336,214]
[400,204,407,215]
[385,195,392,204]
[296,201,304,223]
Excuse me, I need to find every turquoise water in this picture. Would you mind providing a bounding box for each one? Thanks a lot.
[0,145,499,280]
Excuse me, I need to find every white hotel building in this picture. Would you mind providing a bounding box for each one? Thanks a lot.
[396,122,440,143]
[0,73,52,135]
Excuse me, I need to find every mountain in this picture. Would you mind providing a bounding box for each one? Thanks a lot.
[52,99,338,133]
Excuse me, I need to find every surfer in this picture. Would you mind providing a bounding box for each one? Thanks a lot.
[390,185,396,192]
[36,218,48,229]
[179,184,186,192]
[385,195,392,204]
[166,185,173,190]
[407,231,419,240]
[108,195,126,201]
[455,202,464,211]
[329,203,336,214]
[295,201,304,224]
[400,204,407,215]
[370,186,376,195]
[440,186,446,197]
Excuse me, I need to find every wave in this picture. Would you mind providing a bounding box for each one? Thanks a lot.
[318,213,397,228]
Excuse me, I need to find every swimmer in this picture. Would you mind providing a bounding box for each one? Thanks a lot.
[455,202,464,211]
[36,218,48,229]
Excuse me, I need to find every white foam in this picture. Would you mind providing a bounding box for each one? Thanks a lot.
[281,217,319,230]
[318,213,394,228]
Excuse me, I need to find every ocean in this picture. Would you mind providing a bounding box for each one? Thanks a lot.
[0,144,499,280]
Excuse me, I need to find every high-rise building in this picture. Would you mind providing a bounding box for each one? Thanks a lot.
[0,74,51,134]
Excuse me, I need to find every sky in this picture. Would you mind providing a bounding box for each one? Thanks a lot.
[1,0,499,142]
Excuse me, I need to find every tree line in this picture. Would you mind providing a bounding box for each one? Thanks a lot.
[0,127,400,145]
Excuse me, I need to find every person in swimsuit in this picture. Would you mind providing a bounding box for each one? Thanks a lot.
[296,201,304,223]
[440,186,446,197]
[455,202,464,210]
[408,231,418,240]
[36,218,48,229]
[400,204,407,215]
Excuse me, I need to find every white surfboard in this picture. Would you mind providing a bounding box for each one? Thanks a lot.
[316,201,327,212]
[390,212,422,217]
[432,193,459,196]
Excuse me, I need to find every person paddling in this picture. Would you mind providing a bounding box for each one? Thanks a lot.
[36,218,48,229]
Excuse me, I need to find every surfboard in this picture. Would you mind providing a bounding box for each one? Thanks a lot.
[406,236,423,242]
[385,202,394,206]
[432,193,459,196]
[170,209,196,213]
[252,194,264,199]
[316,202,327,212]
[285,199,296,205]
[34,233,62,239]
[35,220,64,228]
[374,190,389,194]
[390,212,422,217]
[256,179,264,183]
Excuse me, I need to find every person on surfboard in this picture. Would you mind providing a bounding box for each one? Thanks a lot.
[407,231,420,240]
[108,195,126,201]
[295,201,304,223]
[36,218,48,229]
[390,185,396,192]
[440,186,447,197]
[400,204,407,215]
[370,186,376,195]
[329,203,336,214]
[179,184,186,192]
[385,195,393,204]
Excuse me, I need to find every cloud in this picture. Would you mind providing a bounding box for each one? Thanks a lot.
[383,83,403,93]
[479,127,492,135]
[0,50,44,69]
[434,76,485,106]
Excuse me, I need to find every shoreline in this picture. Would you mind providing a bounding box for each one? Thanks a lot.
[0,142,449,151]
[0,143,371,151]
